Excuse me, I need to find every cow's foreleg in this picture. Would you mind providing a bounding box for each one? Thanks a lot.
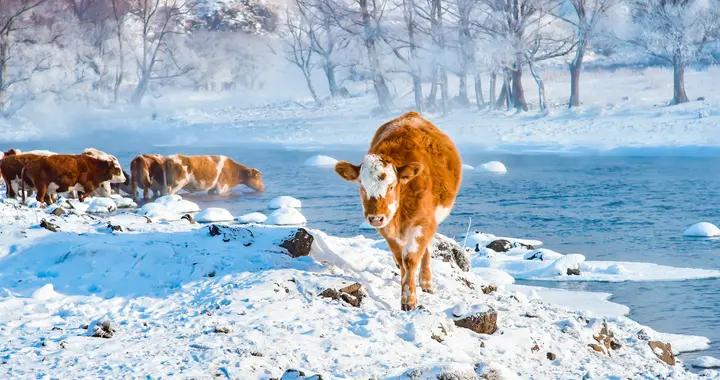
[401,225,434,311]
[420,248,433,293]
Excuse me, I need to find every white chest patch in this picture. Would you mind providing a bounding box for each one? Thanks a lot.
[435,205,452,224]
[402,226,424,257]
[359,154,396,198]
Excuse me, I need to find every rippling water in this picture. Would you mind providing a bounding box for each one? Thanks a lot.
[30,143,720,358]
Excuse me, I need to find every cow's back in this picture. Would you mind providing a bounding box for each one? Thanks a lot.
[369,112,461,208]
[170,155,224,192]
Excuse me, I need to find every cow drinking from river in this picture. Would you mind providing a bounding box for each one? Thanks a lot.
[334,112,462,311]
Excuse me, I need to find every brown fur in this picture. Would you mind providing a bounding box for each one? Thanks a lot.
[164,154,264,195]
[0,153,46,198]
[23,154,123,203]
[130,154,167,199]
[334,112,462,310]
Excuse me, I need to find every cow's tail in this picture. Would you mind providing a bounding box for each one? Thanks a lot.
[162,162,168,195]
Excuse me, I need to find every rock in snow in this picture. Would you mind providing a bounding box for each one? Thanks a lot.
[478,161,508,174]
[237,212,268,223]
[267,207,307,225]
[683,222,720,237]
[279,228,314,257]
[268,196,302,209]
[195,208,234,223]
[303,154,338,167]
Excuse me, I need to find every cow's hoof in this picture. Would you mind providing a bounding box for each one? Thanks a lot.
[421,287,434,294]
[401,303,416,311]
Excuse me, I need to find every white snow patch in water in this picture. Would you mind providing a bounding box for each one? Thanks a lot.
[478,161,507,174]
[266,207,307,225]
[683,222,720,237]
[690,356,720,368]
[268,195,302,209]
[462,163,474,170]
[304,154,338,167]
[195,208,234,223]
[237,212,268,223]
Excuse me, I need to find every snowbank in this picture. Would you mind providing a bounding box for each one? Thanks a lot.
[0,200,715,378]
[478,161,508,174]
[468,230,720,282]
[683,222,720,237]
[267,207,307,225]
[690,356,720,369]
[195,207,234,223]
[86,197,118,213]
[303,154,338,167]
[268,195,302,209]
[462,164,474,170]
[237,212,268,223]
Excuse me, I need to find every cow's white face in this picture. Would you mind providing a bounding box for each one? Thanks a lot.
[335,154,423,229]
[83,148,126,184]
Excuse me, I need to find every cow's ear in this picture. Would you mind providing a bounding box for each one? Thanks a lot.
[250,168,262,177]
[397,162,423,184]
[335,161,360,182]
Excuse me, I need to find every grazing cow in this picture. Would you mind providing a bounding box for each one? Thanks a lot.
[334,112,462,311]
[23,154,126,203]
[111,169,133,196]
[164,154,265,195]
[130,154,167,199]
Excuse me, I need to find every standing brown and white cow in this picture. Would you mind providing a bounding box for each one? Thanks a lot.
[334,112,462,311]
[130,154,167,199]
[163,154,265,195]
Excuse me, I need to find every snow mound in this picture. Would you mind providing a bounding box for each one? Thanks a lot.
[304,154,338,167]
[31,284,59,301]
[683,222,720,237]
[137,195,200,221]
[462,163,474,170]
[478,161,508,174]
[195,208,234,223]
[268,195,302,209]
[267,207,307,225]
[86,197,117,213]
[690,356,720,368]
[237,212,268,223]
[110,194,137,208]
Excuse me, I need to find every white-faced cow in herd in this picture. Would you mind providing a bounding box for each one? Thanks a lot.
[163,154,265,195]
[334,112,462,311]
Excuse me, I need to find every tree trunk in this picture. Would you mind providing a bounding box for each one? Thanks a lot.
[457,73,469,106]
[360,0,392,112]
[528,61,547,114]
[323,62,341,97]
[439,67,448,115]
[427,67,438,110]
[303,69,321,106]
[568,40,585,108]
[131,72,149,104]
[511,59,528,112]
[0,40,8,113]
[489,72,496,110]
[474,73,484,109]
[672,55,688,104]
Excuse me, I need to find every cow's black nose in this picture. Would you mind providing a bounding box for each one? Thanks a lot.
[367,215,385,227]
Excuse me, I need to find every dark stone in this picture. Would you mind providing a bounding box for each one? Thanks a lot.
[697,96,706,101]
[431,234,470,272]
[648,341,675,365]
[208,224,254,246]
[280,228,314,258]
[274,369,324,380]
[531,344,540,353]
[51,207,66,217]
[454,310,497,335]
[181,214,195,224]
[486,239,513,252]
[213,326,230,334]
[107,223,123,232]
[481,285,497,294]
[566,267,581,276]
[318,282,365,307]
[546,352,556,360]
[40,219,59,232]
[90,320,115,339]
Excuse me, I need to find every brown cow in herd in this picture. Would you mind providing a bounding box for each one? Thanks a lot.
[334,112,462,311]
[163,154,265,195]
[130,153,167,199]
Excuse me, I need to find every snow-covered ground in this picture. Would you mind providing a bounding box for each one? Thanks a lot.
[0,195,718,378]
[2,67,719,153]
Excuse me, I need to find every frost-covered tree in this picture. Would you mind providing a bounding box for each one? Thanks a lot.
[557,0,616,108]
[295,0,350,98]
[129,0,194,104]
[281,7,322,105]
[629,0,720,104]
[0,0,51,113]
